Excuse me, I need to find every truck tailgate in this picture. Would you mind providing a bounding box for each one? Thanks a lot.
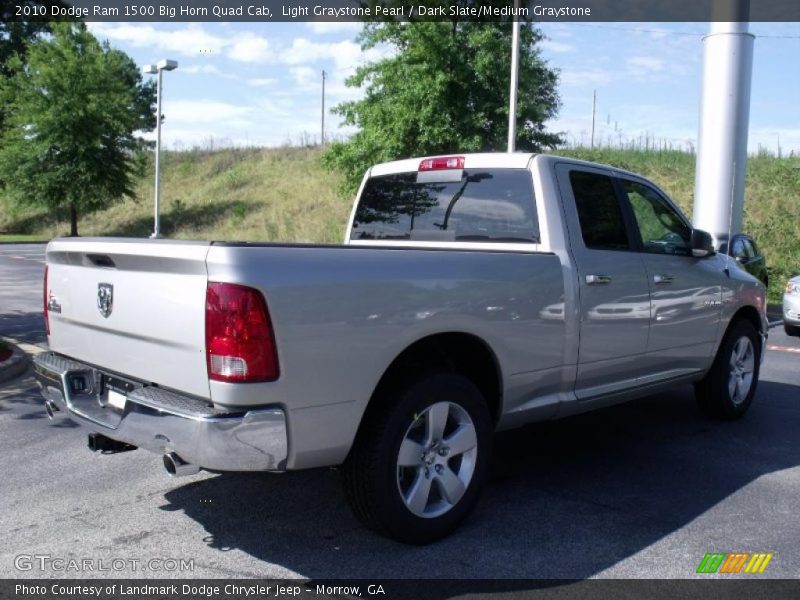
[45,238,211,399]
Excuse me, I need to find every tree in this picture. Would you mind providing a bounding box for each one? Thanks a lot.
[0,22,155,236]
[0,2,68,133]
[324,18,563,195]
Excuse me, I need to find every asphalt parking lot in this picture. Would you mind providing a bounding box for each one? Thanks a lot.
[1,243,799,581]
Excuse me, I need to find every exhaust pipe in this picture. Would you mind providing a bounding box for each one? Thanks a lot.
[45,400,59,420]
[87,433,137,453]
[163,452,200,477]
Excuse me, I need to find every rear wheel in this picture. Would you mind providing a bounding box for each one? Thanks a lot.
[343,372,492,544]
[785,323,800,337]
[695,319,761,419]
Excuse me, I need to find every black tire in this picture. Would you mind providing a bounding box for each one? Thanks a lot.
[342,372,492,544]
[785,323,800,337]
[695,319,761,419]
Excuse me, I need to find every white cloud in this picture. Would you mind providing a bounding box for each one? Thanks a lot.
[540,40,576,54]
[289,66,318,88]
[246,78,278,87]
[88,23,226,57]
[90,23,390,80]
[559,68,615,87]
[305,22,363,35]
[627,56,665,73]
[229,33,272,63]
[89,22,272,63]
[181,64,238,79]
[165,100,253,125]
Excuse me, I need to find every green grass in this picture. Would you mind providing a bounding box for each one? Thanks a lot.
[0,145,797,301]
[0,146,351,245]
[0,233,49,243]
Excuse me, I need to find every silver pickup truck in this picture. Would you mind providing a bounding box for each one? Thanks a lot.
[34,153,767,543]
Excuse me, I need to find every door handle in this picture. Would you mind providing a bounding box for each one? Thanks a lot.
[653,274,674,284]
[586,274,612,285]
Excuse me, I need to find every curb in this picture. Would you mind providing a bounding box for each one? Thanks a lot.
[0,341,31,385]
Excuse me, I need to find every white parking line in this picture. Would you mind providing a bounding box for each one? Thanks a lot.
[768,345,800,354]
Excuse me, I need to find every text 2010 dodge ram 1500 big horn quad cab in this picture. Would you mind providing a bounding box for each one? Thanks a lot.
[34,153,767,543]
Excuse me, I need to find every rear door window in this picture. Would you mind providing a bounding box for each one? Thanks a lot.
[351,169,538,243]
[568,170,631,250]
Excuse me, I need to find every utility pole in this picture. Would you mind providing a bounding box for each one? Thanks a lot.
[321,70,326,146]
[506,0,520,152]
[590,89,596,149]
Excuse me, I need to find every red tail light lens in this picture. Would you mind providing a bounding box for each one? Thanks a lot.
[205,282,279,382]
[419,156,464,171]
[43,265,50,336]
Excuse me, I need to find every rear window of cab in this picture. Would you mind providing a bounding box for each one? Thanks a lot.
[351,169,539,243]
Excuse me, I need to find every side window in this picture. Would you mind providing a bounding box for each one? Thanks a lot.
[621,179,691,256]
[569,170,630,251]
[731,237,747,259]
[742,239,756,258]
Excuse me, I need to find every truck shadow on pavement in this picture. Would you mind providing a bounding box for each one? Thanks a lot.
[0,311,46,346]
[160,379,800,580]
[0,372,79,427]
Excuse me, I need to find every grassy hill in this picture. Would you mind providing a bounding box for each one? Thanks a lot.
[1,145,798,301]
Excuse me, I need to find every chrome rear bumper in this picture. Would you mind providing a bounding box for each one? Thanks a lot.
[32,352,287,472]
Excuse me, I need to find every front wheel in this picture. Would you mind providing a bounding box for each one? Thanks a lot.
[342,372,492,544]
[785,323,800,337]
[695,319,761,419]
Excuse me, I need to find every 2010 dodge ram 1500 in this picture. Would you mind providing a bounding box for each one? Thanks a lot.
[34,153,767,543]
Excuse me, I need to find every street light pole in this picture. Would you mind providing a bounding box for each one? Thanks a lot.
[142,59,178,239]
[153,67,163,238]
[507,0,521,153]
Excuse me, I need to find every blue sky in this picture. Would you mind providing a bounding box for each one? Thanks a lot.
[86,21,800,153]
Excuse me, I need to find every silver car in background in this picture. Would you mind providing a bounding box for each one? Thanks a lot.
[784,276,800,336]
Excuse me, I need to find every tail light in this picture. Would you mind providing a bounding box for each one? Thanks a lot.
[419,156,464,171]
[43,266,50,336]
[205,282,279,382]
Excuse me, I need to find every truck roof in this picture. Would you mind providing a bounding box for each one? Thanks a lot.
[367,152,645,181]
[369,152,536,176]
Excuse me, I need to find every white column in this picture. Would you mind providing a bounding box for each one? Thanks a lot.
[692,20,754,250]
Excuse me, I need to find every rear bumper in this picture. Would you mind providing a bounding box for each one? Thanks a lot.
[32,352,288,472]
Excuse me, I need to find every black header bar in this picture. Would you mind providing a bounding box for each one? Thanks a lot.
[3,0,800,23]
[5,579,800,600]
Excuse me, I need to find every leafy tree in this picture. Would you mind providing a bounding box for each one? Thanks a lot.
[0,2,68,132]
[324,18,562,195]
[0,22,155,236]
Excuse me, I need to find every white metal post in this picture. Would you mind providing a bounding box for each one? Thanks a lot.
[692,18,754,250]
[152,68,163,239]
[507,0,521,153]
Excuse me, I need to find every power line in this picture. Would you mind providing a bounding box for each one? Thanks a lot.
[565,23,800,39]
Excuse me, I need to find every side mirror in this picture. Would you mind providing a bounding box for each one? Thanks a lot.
[691,229,716,258]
